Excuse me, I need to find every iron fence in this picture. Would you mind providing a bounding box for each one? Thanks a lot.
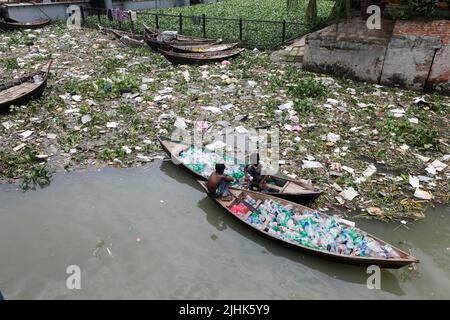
[81,7,308,50]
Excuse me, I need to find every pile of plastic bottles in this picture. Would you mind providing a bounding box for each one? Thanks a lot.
[180,147,245,181]
[234,196,400,259]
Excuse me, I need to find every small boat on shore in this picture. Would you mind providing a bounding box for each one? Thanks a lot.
[0,61,52,113]
[170,42,238,53]
[0,18,50,31]
[158,136,322,204]
[159,47,244,65]
[144,34,221,52]
[198,180,419,269]
[143,24,218,42]
[110,29,145,48]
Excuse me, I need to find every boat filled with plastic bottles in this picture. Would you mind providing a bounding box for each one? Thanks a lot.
[158,136,322,204]
[198,181,419,269]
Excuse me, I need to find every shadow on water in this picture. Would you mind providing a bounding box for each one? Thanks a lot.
[195,196,405,297]
[161,160,405,296]
[160,160,204,192]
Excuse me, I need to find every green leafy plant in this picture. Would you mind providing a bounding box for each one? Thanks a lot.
[288,77,328,99]
[4,57,19,70]
[20,164,53,191]
[406,0,436,17]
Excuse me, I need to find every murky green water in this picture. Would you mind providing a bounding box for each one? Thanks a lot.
[0,161,449,299]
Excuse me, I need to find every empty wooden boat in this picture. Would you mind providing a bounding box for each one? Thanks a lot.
[144,34,221,52]
[198,181,419,269]
[158,136,322,204]
[159,47,244,65]
[0,61,52,113]
[0,18,50,31]
[110,29,145,48]
[143,23,218,42]
[170,42,238,53]
[97,24,114,34]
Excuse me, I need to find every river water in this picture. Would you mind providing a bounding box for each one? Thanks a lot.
[0,161,449,299]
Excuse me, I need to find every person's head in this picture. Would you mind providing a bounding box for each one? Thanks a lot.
[215,163,226,174]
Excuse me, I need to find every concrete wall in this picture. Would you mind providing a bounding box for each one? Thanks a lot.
[1,0,225,21]
[303,18,394,83]
[113,0,189,11]
[381,20,445,91]
[303,18,450,95]
[1,1,90,21]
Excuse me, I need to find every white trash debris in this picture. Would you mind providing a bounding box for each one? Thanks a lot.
[174,117,187,130]
[203,106,222,114]
[326,98,339,106]
[414,188,433,200]
[122,146,132,154]
[19,130,34,139]
[409,174,420,188]
[2,121,14,130]
[81,114,92,124]
[13,143,26,152]
[71,95,82,102]
[302,160,323,169]
[339,187,359,201]
[106,122,118,128]
[326,133,341,143]
[389,108,405,118]
[278,101,294,110]
[342,166,355,175]
[430,159,447,172]
[363,165,377,178]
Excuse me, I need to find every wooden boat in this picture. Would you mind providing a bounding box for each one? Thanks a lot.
[158,136,322,203]
[110,29,145,48]
[198,181,419,269]
[170,42,238,53]
[143,23,218,42]
[0,61,52,113]
[159,47,245,65]
[97,24,114,34]
[0,18,50,31]
[144,34,221,52]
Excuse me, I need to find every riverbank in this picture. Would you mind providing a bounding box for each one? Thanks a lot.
[0,25,449,221]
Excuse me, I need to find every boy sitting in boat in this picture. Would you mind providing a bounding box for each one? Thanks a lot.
[207,163,234,201]
[244,153,268,192]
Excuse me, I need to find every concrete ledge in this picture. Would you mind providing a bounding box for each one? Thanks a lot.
[1,1,90,21]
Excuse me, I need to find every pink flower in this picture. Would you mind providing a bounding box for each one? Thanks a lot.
[264,80,269,86]
[222,60,231,65]
[292,125,302,132]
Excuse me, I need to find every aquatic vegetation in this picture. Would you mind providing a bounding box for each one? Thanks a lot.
[20,164,53,191]
[3,57,19,70]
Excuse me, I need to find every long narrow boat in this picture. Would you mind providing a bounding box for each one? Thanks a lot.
[110,29,145,48]
[198,181,419,269]
[158,136,322,203]
[97,24,114,34]
[144,34,221,52]
[170,42,238,53]
[159,47,244,65]
[0,61,52,113]
[0,18,50,31]
[143,23,218,42]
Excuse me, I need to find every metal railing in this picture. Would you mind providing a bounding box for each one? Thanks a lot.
[81,7,309,50]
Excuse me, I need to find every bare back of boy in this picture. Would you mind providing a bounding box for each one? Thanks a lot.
[207,172,233,194]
